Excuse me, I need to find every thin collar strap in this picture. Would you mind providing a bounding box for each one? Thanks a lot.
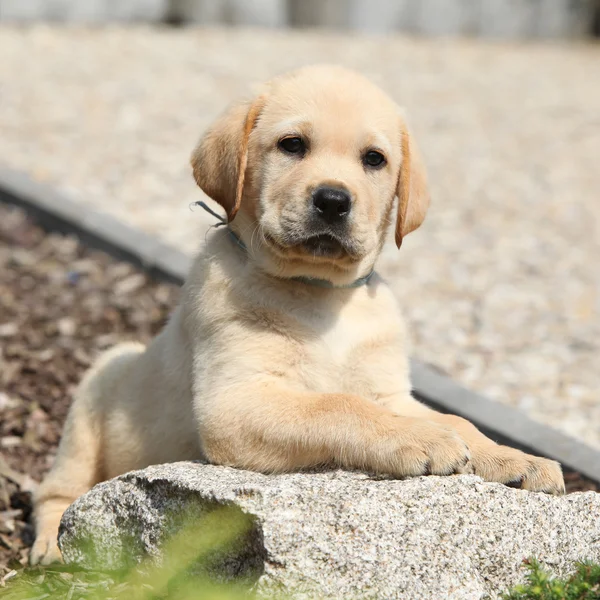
[195,201,375,289]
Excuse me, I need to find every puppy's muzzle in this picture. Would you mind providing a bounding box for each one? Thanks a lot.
[312,185,351,225]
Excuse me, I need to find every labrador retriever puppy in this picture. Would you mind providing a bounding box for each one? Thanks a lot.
[31,65,565,565]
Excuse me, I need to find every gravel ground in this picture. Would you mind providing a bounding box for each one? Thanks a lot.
[0,26,598,449]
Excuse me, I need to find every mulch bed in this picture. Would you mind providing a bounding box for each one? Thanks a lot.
[0,202,178,572]
[0,201,598,578]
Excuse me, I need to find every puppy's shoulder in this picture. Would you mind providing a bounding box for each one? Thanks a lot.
[182,233,243,312]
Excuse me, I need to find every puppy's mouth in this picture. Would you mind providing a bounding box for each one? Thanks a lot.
[301,234,345,257]
[265,231,359,262]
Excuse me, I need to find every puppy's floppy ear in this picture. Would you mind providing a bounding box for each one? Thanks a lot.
[191,94,267,221]
[395,123,430,248]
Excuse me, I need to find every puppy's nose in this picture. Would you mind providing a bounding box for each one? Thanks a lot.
[312,186,351,224]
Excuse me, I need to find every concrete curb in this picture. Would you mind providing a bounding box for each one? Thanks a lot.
[1,164,599,484]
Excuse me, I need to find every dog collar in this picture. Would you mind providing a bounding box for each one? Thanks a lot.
[195,201,374,289]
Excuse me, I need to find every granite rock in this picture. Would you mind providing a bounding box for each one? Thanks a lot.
[59,462,600,599]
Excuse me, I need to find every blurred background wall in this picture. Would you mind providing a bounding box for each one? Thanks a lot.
[1,0,599,39]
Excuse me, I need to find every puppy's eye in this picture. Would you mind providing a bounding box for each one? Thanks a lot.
[363,150,386,169]
[278,136,306,156]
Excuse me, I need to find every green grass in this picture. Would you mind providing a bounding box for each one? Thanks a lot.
[0,506,263,600]
[503,559,600,600]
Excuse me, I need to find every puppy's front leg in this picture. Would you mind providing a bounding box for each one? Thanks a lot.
[433,414,565,494]
[199,385,471,478]
[385,396,565,494]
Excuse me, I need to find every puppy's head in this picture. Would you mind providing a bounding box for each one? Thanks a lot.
[192,65,429,285]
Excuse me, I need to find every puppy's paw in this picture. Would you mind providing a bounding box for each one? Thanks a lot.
[386,419,472,478]
[30,533,63,566]
[472,446,565,495]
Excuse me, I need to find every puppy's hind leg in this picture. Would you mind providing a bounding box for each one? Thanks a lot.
[29,402,98,564]
[29,393,103,565]
[30,342,144,565]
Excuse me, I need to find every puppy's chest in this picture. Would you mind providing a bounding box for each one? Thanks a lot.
[296,306,404,396]
[315,318,369,364]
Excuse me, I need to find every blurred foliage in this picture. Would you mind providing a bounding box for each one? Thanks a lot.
[0,506,269,600]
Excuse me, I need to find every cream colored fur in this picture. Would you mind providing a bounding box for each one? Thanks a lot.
[31,65,564,566]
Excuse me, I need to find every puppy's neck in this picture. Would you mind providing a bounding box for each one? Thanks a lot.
[227,227,374,289]
[196,202,375,289]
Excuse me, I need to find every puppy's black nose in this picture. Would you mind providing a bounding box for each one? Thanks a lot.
[312,186,351,224]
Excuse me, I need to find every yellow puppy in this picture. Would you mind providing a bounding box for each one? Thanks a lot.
[31,65,564,566]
